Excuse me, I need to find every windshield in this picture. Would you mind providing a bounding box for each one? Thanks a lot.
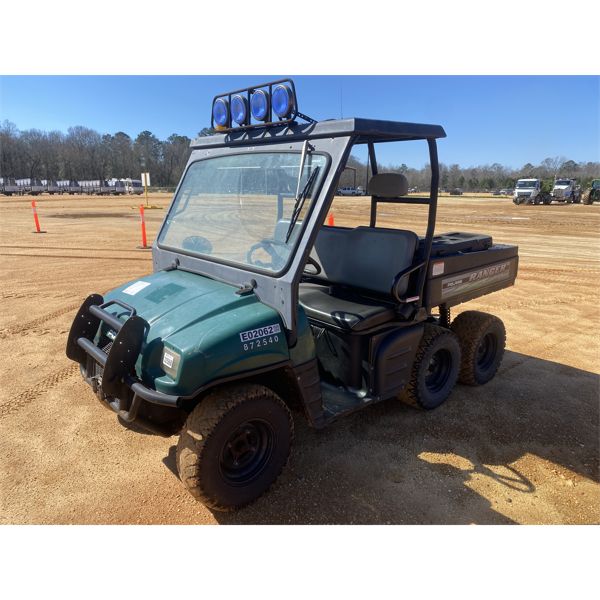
[516,180,537,188]
[158,152,327,273]
[554,179,571,186]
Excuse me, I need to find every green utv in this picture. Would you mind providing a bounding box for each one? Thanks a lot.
[66,80,519,511]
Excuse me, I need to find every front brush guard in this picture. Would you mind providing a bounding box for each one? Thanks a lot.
[66,294,180,416]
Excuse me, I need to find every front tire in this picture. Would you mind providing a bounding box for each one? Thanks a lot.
[176,383,293,512]
[400,324,461,409]
[451,311,506,385]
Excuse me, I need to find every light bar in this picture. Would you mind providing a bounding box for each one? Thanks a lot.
[209,78,315,132]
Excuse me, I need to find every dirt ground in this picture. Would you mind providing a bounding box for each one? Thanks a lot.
[1,192,598,524]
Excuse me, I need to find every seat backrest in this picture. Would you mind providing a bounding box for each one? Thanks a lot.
[368,173,409,198]
[310,226,417,296]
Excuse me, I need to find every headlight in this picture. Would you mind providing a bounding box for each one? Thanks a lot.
[161,347,181,378]
[212,98,229,128]
[231,94,248,126]
[250,89,269,121]
[272,84,294,118]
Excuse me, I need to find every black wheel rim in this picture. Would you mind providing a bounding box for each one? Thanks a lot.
[476,332,497,372]
[219,420,274,486]
[425,349,452,393]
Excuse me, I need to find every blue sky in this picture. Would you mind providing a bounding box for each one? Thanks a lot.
[1,75,598,169]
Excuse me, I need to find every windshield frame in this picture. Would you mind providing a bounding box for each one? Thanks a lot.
[152,135,354,337]
[156,149,331,278]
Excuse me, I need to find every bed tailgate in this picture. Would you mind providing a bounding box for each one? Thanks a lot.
[424,243,518,308]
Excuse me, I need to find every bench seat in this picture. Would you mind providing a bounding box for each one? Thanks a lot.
[299,283,396,331]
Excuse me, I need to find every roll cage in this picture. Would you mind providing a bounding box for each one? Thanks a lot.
[152,117,447,344]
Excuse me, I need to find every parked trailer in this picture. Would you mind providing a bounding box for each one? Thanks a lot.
[42,179,63,195]
[56,180,70,194]
[1,177,20,196]
[16,178,46,195]
[67,180,82,195]
[80,180,98,194]
[80,180,116,195]
[98,180,113,195]
[108,179,126,195]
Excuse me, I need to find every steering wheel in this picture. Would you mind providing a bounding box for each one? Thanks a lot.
[247,238,288,269]
[303,256,322,275]
[181,236,213,254]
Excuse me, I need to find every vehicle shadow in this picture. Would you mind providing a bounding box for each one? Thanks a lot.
[163,350,599,524]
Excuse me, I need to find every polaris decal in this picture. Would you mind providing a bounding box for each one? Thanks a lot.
[441,261,511,299]
[239,324,281,342]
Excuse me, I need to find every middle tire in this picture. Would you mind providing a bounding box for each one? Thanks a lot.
[400,324,461,410]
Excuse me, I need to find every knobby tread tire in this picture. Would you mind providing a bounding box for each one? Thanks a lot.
[451,310,506,386]
[582,191,592,205]
[176,383,293,512]
[400,324,460,410]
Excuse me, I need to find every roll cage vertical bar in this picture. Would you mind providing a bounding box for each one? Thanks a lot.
[366,137,439,311]
[415,137,440,307]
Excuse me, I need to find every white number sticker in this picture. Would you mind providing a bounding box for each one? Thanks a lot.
[239,324,281,342]
[241,334,280,352]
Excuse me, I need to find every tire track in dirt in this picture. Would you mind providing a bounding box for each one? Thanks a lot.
[0,364,78,420]
[0,303,79,339]
[0,253,149,262]
[493,294,590,310]
[0,245,139,252]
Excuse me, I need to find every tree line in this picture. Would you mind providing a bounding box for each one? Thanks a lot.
[339,154,599,192]
[0,120,197,187]
[1,120,597,191]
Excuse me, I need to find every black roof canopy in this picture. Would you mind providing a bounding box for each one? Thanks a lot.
[191,117,446,149]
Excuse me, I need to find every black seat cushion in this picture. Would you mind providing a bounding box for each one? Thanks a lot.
[299,283,396,331]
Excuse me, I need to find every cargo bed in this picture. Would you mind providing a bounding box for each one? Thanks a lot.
[421,232,518,308]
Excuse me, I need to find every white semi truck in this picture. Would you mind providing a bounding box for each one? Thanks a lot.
[551,178,581,203]
[512,178,549,205]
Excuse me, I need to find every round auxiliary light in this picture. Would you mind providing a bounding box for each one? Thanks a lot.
[250,89,269,121]
[231,94,248,125]
[212,97,229,128]
[272,84,294,118]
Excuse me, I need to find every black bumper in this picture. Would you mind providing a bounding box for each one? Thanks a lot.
[66,294,181,422]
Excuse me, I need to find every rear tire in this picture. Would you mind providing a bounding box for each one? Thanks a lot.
[582,191,592,205]
[451,311,506,385]
[176,383,293,512]
[400,324,461,410]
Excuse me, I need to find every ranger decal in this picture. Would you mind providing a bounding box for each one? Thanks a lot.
[441,261,511,299]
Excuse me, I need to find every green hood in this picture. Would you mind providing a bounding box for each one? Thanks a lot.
[104,269,289,396]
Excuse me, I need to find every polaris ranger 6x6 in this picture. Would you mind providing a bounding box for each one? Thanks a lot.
[66,79,519,511]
